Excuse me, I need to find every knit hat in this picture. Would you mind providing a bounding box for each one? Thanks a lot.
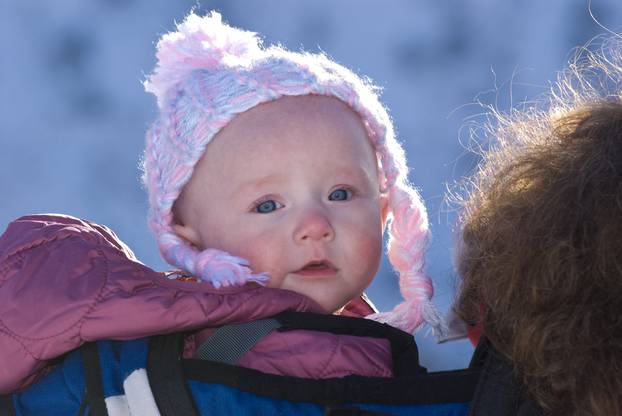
[142,12,444,335]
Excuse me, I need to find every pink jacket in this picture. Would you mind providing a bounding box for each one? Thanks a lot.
[0,214,392,394]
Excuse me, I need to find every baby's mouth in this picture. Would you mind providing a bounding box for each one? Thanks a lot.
[294,260,338,277]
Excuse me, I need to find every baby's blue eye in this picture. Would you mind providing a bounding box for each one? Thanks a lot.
[329,189,350,201]
[255,200,280,213]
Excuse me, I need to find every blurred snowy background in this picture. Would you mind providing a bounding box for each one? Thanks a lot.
[1,0,620,371]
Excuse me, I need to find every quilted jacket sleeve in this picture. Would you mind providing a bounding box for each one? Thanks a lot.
[0,214,321,393]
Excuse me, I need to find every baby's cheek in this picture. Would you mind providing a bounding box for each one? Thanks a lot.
[238,233,285,281]
[348,222,384,282]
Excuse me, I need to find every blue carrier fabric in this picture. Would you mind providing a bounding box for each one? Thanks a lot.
[0,312,541,416]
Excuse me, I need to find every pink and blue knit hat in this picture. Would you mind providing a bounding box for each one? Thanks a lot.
[142,12,444,335]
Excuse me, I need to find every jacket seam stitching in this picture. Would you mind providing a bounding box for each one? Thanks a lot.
[77,248,110,342]
[317,334,341,378]
[0,246,109,346]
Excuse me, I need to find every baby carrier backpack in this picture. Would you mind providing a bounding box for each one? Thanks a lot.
[0,312,541,416]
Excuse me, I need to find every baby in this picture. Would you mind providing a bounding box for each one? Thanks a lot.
[0,11,442,393]
[142,11,443,331]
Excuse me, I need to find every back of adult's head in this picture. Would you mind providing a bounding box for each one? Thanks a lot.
[454,38,622,416]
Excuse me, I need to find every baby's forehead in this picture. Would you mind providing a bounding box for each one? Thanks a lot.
[199,95,379,172]
[216,95,369,141]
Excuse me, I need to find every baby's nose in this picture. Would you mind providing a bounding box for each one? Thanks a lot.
[294,210,335,243]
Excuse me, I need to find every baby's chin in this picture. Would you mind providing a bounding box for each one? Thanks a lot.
[308,295,348,315]
[263,272,356,314]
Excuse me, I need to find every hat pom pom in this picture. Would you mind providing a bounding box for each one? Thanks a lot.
[144,11,263,108]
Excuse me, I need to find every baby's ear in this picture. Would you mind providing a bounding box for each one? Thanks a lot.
[171,222,202,249]
[380,193,390,231]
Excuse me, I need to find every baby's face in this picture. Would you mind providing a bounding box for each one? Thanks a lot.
[174,95,388,313]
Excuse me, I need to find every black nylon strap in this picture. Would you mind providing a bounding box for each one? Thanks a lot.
[0,394,15,416]
[80,342,109,416]
[194,318,281,364]
[148,333,200,416]
[182,358,479,406]
[325,406,392,415]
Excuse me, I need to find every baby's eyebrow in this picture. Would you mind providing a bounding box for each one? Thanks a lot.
[328,166,375,183]
[234,173,285,194]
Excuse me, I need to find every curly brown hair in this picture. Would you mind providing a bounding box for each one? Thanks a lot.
[454,42,622,416]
